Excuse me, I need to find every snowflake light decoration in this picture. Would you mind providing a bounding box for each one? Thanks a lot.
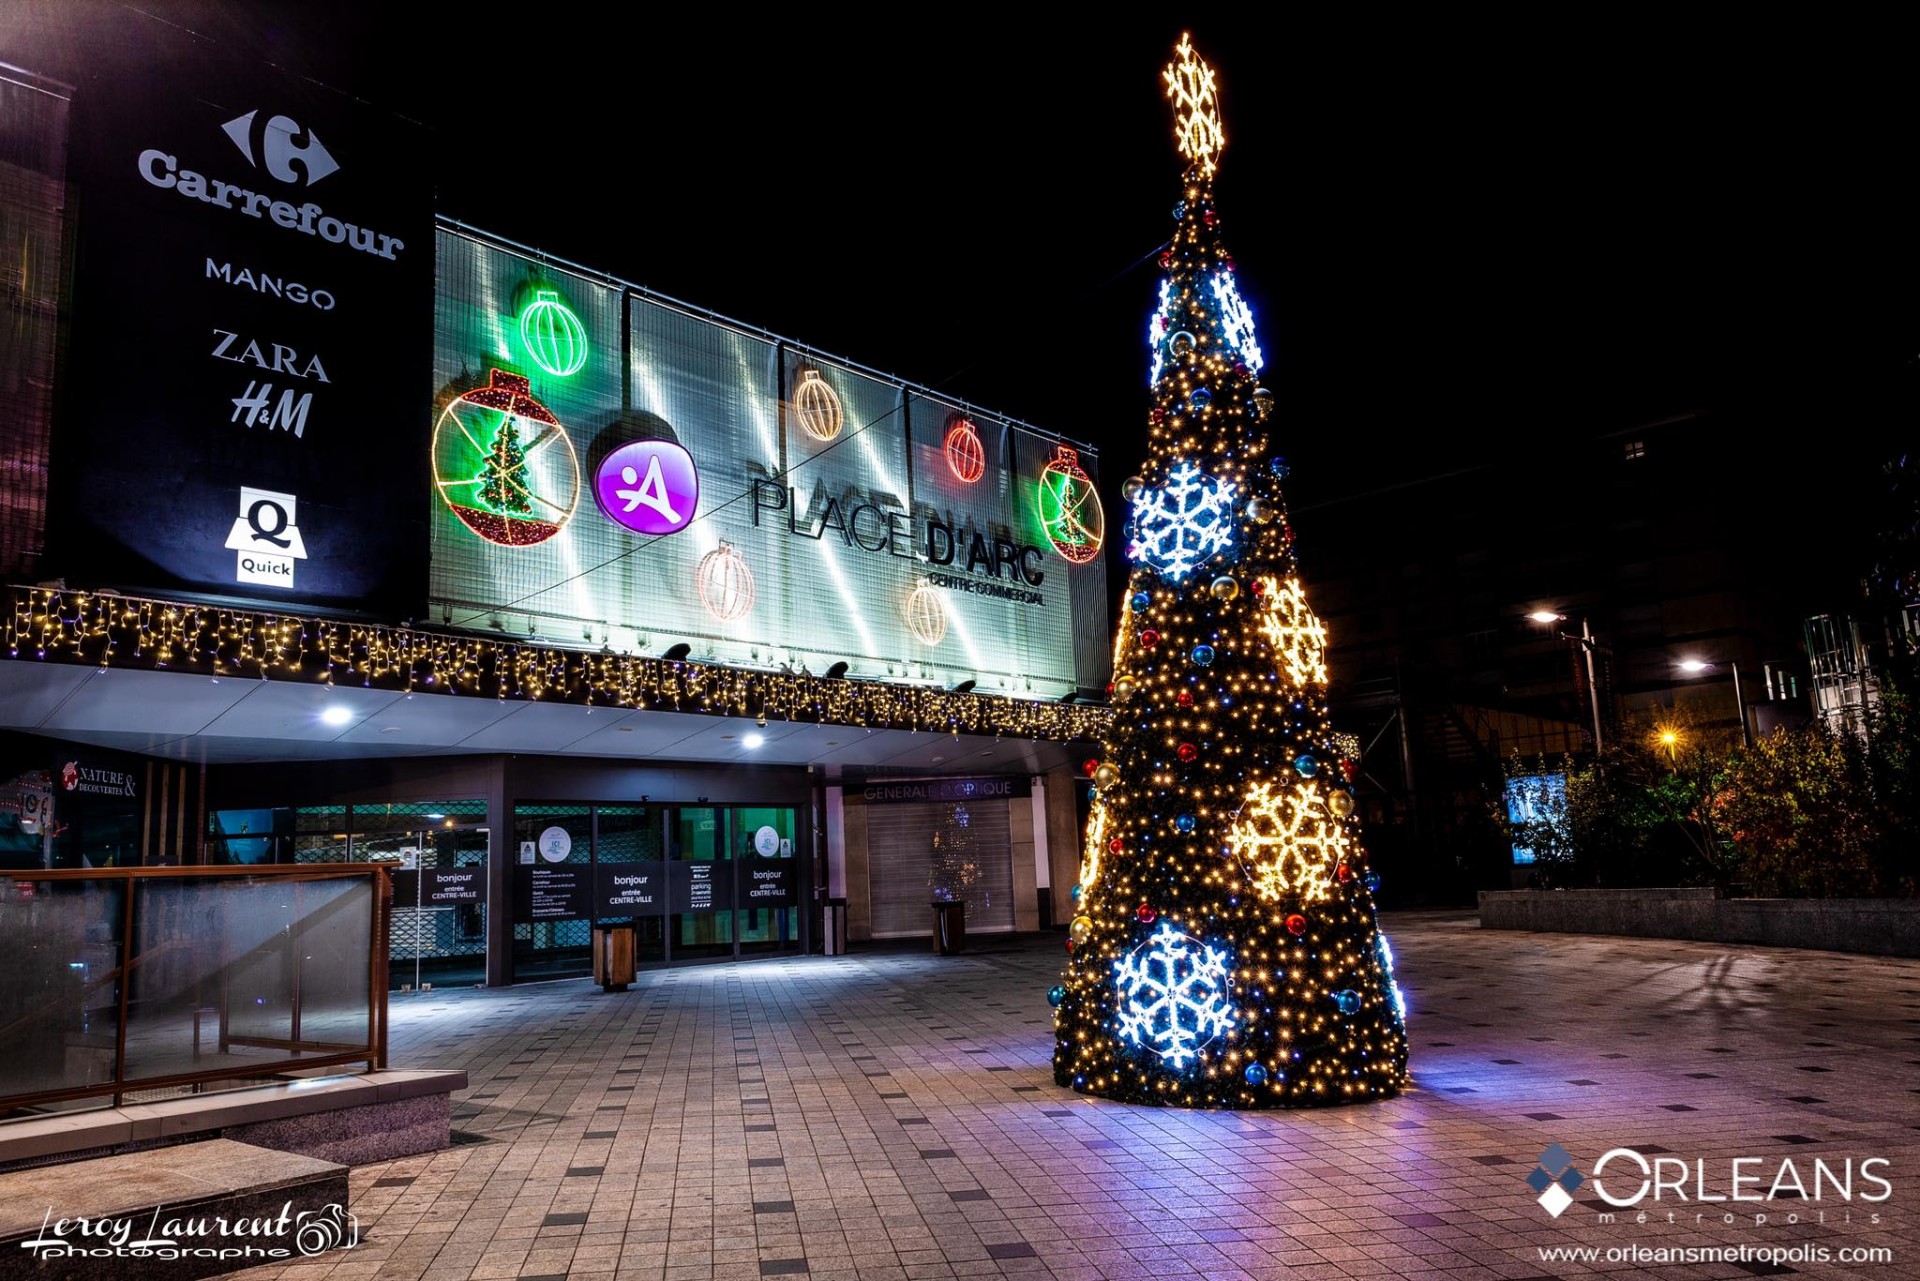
[1256,575,1328,687]
[1210,271,1265,375]
[1378,932,1409,1023]
[1146,280,1178,386]
[1225,779,1352,905]
[1163,32,1225,180]
[1081,801,1109,894]
[1128,461,1237,582]
[1113,923,1235,1068]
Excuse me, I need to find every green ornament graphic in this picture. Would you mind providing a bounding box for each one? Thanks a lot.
[518,288,588,377]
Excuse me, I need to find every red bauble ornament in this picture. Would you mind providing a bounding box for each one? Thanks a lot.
[1140,628,1161,648]
[943,415,986,483]
[1285,913,1307,936]
[1065,938,1074,953]
[1083,758,1100,777]
[1176,690,1194,708]
[1203,209,1219,228]
[1250,578,1268,596]
[1335,861,1354,884]
[1158,249,1175,269]
[1233,361,1250,379]
[1176,742,1198,763]
[1136,902,1157,924]
[1108,836,1124,854]
[1340,758,1357,783]
[1150,407,1167,424]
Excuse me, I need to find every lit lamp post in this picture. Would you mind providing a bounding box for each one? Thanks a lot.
[1528,610,1604,751]
[1677,658,1751,748]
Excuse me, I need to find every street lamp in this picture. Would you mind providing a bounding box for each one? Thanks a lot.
[1528,610,1604,751]
[1677,658,1751,748]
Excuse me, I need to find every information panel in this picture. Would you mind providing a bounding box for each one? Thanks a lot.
[668,861,734,914]
[513,864,590,921]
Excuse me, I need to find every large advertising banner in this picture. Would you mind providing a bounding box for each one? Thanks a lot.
[428,231,1109,697]
[51,18,433,614]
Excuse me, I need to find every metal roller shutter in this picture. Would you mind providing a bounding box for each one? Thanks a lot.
[865,799,1015,938]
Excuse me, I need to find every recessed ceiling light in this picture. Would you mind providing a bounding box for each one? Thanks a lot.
[931,755,944,763]
[743,733,765,749]
[379,726,403,734]
[423,813,445,821]
[616,726,634,732]
[320,706,352,726]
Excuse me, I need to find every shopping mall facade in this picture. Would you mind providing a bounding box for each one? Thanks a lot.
[0,26,1109,987]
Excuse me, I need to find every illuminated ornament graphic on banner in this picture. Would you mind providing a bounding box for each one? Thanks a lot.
[1225,779,1352,906]
[1127,460,1236,581]
[432,369,579,546]
[696,542,755,622]
[1038,445,1105,564]
[903,580,949,645]
[1112,923,1235,1069]
[518,288,588,377]
[944,414,986,483]
[1163,31,1225,179]
[1210,271,1264,374]
[1255,574,1328,687]
[794,368,844,442]
[593,441,698,536]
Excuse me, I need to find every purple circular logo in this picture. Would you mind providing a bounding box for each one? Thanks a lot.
[594,441,698,535]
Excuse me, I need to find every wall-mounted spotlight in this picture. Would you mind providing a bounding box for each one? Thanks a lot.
[951,679,977,695]
[662,642,692,661]
[825,660,849,679]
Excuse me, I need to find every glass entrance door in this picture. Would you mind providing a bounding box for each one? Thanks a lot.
[669,807,733,960]
[386,827,490,991]
[734,807,800,957]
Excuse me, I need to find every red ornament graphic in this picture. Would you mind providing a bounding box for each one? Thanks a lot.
[944,415,986,483]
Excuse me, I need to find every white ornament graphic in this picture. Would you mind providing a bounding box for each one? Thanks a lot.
[1211,271,1265,374]
[1113,922,1236,1068]
[1255,575,1328,687]
[1225,779,1351,905]
[1128,461,1237,582]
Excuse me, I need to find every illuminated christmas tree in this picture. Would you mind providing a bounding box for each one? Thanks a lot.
[1050,33,1409,1109]
[478,415,533,515]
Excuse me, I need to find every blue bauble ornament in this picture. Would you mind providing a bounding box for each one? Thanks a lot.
[1173,201,1187,219]
[1047,984,1067,1007]
[1130,591,1151,613]
[1293,753,1319,778]
[1189,387,1212,409]
[1270,456,1291,477]
[1191,644,1215,666]
[1333,989,1362,1015]
[1174,812,1196,834]
[1069,884,1082,902]
[1244,1062,1268,1085]
[1363,871,1383,894]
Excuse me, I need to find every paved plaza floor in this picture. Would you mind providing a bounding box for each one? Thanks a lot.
[233,910,1919,1281]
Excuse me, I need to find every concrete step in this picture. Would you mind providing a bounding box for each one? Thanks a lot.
[0,1138,352,1280]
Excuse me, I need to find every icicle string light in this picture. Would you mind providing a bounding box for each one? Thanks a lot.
[3,587,1111,741]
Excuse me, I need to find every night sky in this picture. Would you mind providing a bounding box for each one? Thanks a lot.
[9,4,1917,608]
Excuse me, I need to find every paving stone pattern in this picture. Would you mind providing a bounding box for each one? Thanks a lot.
[229,910,1919,1280]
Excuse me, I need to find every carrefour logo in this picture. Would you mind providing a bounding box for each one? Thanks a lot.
[220,111,340,186]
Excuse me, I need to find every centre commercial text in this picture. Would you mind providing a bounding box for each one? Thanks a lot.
[751,479,1049,605]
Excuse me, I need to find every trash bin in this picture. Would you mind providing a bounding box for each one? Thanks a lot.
[592,924,636,992]
[823,897,849,956]
[932,899,966,955]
